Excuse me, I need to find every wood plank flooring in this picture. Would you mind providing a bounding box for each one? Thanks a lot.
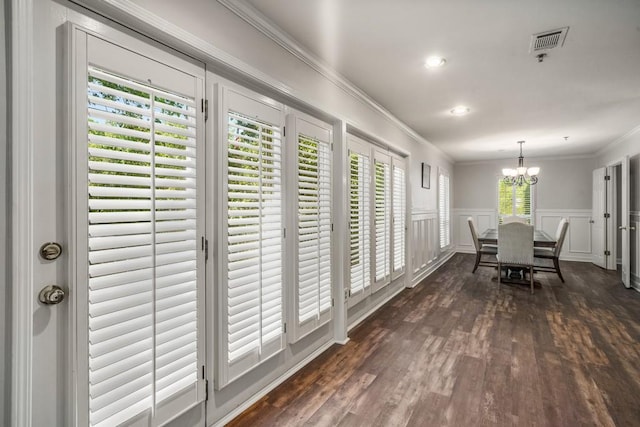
[228,254,640,426]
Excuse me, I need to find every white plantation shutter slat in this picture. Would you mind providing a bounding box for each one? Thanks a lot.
[349,143,371,300]
[223,101,284,384]
[85,63,201,427]
[392,160,406,276]
[373,154,391,287]
[293,125,332,340]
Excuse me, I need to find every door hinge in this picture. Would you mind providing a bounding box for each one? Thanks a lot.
[283,323,287,333]
[332,298,335,307]
[605,250,611,256]
[202,99,209,121]
[205,379,209,401]
[604,213,611,219]
[283,126,286,137]
[202,237,209,261]
[331,223,334,232]
[345,289,350,299]
[604,175,611,181]
[283,228,287,238]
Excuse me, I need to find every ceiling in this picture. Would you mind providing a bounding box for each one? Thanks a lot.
[232,0,640,162]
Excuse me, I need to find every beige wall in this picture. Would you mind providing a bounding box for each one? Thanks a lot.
[1,0,8,423]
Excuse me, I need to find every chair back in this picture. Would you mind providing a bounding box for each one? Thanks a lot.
[554,218,569,257]
[467,217,481,251]
[503,215,527,224]
[498,222,534,265]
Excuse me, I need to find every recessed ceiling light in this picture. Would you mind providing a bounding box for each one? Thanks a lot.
[450,106,470,116]
[425,56,446,69]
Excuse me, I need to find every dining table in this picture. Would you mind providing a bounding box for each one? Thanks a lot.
[478,228,556,247]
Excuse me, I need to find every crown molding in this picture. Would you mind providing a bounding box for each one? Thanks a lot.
[596,123,640,157]
[217,0,453,164]
[455,152,597,166]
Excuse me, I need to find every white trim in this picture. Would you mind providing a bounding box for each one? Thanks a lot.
[596,123,640,157]
[11,0,34,425]
[411,250,456,287]
[215,0,454,164]
[211,339,335,427]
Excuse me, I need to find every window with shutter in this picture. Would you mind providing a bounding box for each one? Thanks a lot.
[439,169,451,248]
[392,157,407,278]
[81,34,204,427]
[289,113,333,342]
[373,151,392,290]
[220,88,285,386]
[348,136,371,306]
[497,179,533,223]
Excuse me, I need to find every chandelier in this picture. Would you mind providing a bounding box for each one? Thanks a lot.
[502,141,540,186]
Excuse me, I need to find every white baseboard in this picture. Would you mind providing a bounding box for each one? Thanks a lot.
[411,250,456,287]
[347,284,406,332]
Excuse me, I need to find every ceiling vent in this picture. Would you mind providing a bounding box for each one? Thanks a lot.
[529,27,569,53]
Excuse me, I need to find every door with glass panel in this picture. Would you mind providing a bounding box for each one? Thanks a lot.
[68,26,206,426]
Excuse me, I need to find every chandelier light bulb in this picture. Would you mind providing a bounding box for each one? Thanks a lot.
[502,141,540,186]
[425,56,447,69]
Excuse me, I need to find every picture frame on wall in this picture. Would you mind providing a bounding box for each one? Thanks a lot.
[421,162,431,189]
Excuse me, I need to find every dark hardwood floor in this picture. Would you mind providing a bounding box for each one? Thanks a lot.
[228,253,640,427]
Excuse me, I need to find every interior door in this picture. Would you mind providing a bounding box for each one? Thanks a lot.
[592,167,607,268]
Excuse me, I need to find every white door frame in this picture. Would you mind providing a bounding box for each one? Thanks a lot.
[606,157,631,287]
[11,0,37,425]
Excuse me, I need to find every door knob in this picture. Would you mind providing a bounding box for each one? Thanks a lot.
[38,285,65,305]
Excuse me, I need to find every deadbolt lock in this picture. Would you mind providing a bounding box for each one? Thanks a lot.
[40,242,62,261]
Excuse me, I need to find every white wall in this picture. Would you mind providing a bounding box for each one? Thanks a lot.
[1,0,8,423]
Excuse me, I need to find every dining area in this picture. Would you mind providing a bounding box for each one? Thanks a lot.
[467,216,570,293]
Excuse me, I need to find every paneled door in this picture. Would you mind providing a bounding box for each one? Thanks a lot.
[591,167,607,269]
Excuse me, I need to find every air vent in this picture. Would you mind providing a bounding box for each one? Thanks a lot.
[529,27,569,52]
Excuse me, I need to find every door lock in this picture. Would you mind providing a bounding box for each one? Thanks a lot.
[39,242,62,261]
[38,285,65,305]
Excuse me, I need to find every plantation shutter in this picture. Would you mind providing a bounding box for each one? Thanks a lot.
[221,88,284,386]
[373,151,392,291]
[439,169,451,248]
[81,33,204,427]
[290,114,333,342]
[392,157,407,279]
[347,136,372,307]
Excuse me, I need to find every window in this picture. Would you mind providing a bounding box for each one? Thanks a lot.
[220,88,285,386]
[373,151,392,290]
[348,136,372,306]
[438,169,451,248]
[79,33,205,427]
[497,179,533,223]
[392,157,407,278]
[289,113,333,342]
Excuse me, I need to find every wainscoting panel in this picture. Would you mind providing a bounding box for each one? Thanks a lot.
[411,210,442,286]
[631,211,639,292]
[535,209,593,262]
[452,209,497,254]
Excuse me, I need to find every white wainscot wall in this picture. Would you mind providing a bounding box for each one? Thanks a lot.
[453,208,593,262]
[453,209,496,254]
[410,210,443,286]
[535,209,593,262]
[631,211,639,291]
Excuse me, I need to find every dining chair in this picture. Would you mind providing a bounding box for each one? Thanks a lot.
[467,217,497,272]
[503,215,527,224]
[497,222,535,293]
[534,218,569,282]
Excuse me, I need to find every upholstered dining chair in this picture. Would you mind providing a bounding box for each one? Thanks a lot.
[497,222,535,293]
[503,215,527,224]
[534,218,569,282]
[467,217,497,272]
